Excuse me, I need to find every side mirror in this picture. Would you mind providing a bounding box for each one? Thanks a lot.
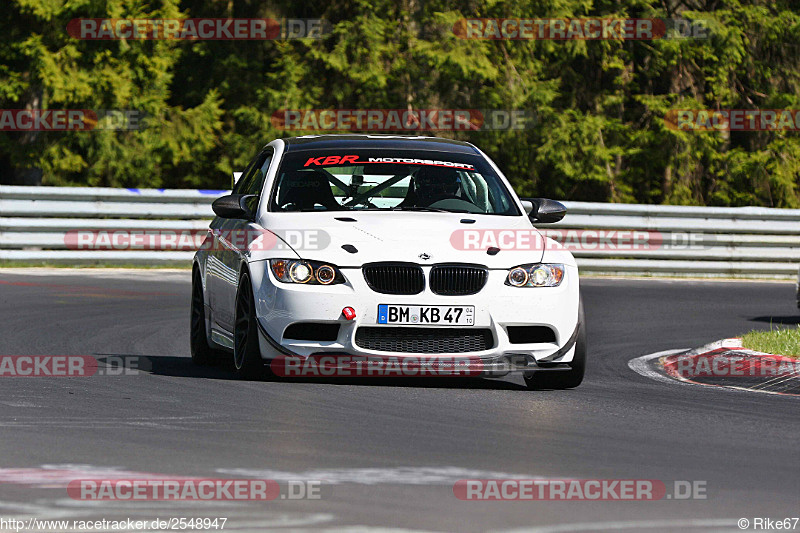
[212,194,258,220]
[528,198,566,224]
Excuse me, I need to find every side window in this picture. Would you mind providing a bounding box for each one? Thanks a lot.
[235,149,273,216]
[246,149,273,196]
[233,149,273,195]
[233,158,257,195]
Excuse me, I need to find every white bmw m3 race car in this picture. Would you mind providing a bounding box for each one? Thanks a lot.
[191,135,586,389]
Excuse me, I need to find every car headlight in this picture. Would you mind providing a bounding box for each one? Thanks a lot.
[270,259,346,285]
[505,264,564,287]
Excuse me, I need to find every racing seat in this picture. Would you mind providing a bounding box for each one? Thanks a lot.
[278,170,340,211]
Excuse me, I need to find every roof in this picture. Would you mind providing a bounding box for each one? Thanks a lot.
[281,134,479,154]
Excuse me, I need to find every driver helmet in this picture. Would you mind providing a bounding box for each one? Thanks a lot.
[413,167,461,203]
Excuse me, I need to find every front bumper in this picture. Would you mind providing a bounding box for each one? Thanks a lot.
[250,263,581,365]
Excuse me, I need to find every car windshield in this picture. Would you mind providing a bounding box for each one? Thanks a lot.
[269,149,519,215]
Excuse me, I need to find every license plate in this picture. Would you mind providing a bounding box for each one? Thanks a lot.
[377,305,475,326]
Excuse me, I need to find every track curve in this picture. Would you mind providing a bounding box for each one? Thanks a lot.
[0,269,797,532]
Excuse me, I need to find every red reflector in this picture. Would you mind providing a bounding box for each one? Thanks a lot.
[342,307,356,320]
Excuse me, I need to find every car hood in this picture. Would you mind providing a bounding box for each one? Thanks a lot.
[251,211,546,268]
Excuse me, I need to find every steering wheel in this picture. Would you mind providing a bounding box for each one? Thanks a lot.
[343,198,379,209]
[280,201,324,211]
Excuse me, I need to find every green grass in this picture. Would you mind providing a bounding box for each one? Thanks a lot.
[741,326,800,358]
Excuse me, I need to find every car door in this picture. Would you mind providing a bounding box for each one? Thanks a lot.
[207,158,254,330]
[214,148,274,332]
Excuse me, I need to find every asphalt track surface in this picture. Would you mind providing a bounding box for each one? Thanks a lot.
[0,269,798,532]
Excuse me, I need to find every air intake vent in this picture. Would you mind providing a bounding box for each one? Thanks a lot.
[362,263,424,295]
[355,327,493,354]
[429,265,487,295]
[506,326,557,344]
[283,323,340,342]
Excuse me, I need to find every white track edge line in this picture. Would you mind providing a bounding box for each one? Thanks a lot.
[627,349,690,386]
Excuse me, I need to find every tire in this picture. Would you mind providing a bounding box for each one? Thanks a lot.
[190,268,219,366]
[233,272,267,379]
[524,300,586,390]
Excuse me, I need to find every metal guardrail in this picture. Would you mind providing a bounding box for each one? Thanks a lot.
[552,202,800,278]
[0,185,798,279]
[0,186,221,265]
